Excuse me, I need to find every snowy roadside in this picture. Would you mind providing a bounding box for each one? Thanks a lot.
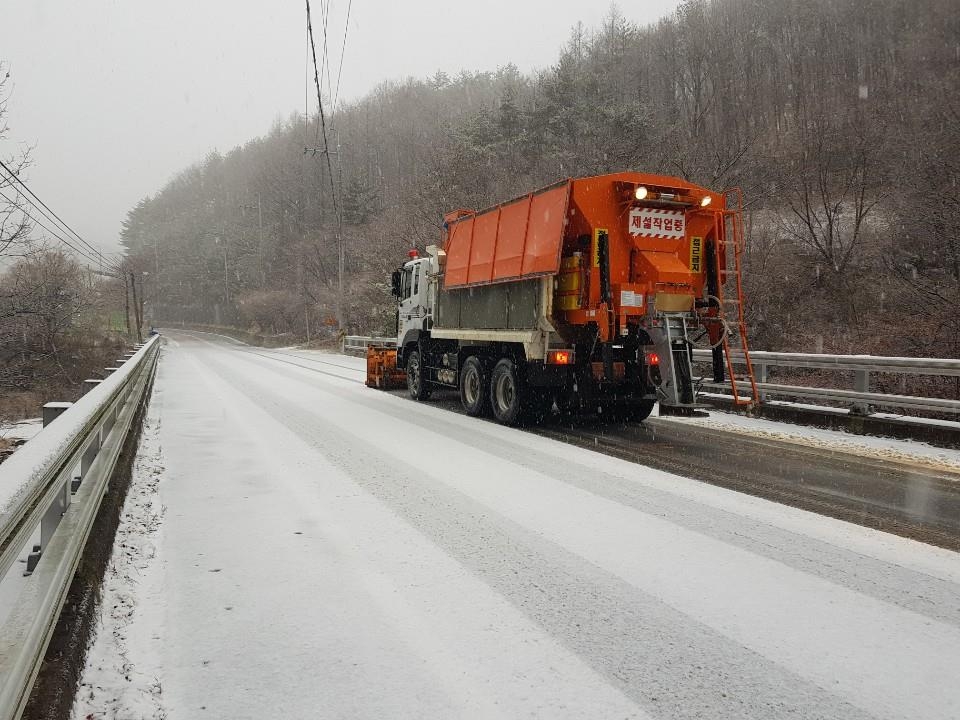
[71,395,167,720]
[0,418,43,463]
[666,409,960,473]
[0,418,43,442]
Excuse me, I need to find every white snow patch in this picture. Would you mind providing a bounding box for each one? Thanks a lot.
[0,418,43,444]
[71,398,167,720]
[665,408,960,473]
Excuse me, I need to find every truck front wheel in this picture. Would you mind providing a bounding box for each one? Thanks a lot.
[407,349,431,401]
[459,356,488,417]
[490,358,524,426]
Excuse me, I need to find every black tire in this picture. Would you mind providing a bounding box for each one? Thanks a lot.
[459,356,488,416]
[489,358,524,426]
[406,349,431,401]
[627,398,656,422]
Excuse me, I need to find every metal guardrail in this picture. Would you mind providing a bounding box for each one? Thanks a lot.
[692,349,960,415]
[342,335,396,353]
[0,335,160,720]
[340,337,959,416]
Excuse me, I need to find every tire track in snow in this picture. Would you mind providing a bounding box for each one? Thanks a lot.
[203,348,892,720]
[224,344,960,627]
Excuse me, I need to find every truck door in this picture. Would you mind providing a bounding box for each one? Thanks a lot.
[398,261,425,345]
[398,264,414,322]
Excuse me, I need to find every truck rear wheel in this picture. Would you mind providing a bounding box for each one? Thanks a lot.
[459,356,488,416]
[628,398,656,422]
[490,358,524,426]
[406,349,431,401]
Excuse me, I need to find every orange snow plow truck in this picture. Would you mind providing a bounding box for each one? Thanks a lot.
[367,171,758,425]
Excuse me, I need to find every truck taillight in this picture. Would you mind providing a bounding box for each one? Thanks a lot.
[547,349,574,365]
[645,352,661,366]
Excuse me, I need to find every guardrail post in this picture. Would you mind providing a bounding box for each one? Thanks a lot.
[42,402,73,427]
[80,427,102,481]
[756,362,767,401]
[852,370,871,415]
[39,479,69,556]
[102,402,117,436]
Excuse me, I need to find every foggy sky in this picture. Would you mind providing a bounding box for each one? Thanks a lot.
[0,1,681,256]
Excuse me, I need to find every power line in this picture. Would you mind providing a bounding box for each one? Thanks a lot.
[332,0,353,112]
[0,187,121,274]
[1,191,123,275]
[305,22,311,149]
[0,159,118,272]
[0,158,117,270]
[320,0,334,110]
[0,188,116,272]
[305,0,345,329]
[306,0,340,218]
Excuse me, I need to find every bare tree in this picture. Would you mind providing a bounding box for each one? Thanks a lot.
[0,62,33,258]
[780,113,885,276]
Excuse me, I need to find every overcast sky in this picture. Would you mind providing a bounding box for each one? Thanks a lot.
[0,0,681,256]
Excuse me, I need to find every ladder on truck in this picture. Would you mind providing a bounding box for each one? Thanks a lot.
[711,188,759,407]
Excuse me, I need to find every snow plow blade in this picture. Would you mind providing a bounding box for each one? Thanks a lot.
[366,346,406,389]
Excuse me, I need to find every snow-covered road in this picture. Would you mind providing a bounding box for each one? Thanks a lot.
[74,331,960,720]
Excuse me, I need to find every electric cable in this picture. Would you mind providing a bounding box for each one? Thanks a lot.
[0,187,122,274]
[332,0,353,113]
[305,0,341,222]
[0,158,117,270]
[305,0,346,328]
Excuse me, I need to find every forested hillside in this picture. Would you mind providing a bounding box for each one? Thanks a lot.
[120,0,960,357]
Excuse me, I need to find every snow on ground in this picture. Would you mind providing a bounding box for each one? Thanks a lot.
[0,418,43,444]
[0,417,42,464]
[72,390,166,720]
[666,408,960,473]
[72,331,960,720]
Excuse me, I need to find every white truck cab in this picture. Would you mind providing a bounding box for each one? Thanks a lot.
[394,255,433,352]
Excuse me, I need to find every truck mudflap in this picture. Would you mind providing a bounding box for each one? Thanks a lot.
[366,346,406,389]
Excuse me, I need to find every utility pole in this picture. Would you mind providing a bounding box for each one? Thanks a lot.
[123,272,131,336]
[257,192,264,287]
[214,235,229,304]
[336,130,344,334]
[241,195,266,288]
[304,141,346,332]
[130,272,142,342]
[223,243,229,303]
[141,271,150,332]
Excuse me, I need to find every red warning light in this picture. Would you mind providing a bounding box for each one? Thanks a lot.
[408,248,419,258]
[547,349,573,365]
[646,352,661,366]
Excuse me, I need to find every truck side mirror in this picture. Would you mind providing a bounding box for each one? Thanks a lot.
[391,270,403,298]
